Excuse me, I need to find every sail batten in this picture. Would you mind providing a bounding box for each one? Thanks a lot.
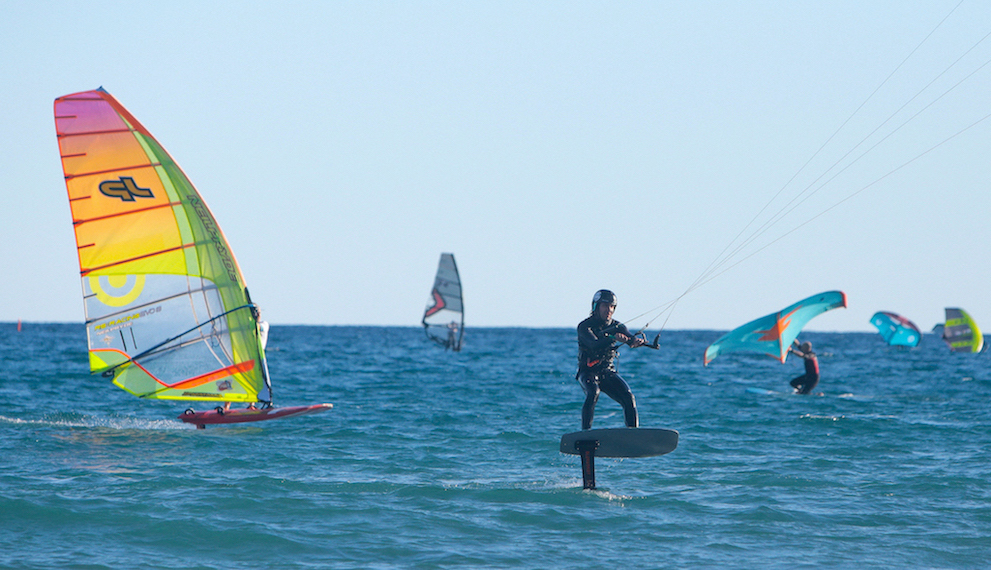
[58,128,134,139]
[84,286,220,323]
[56,88,272,404]
[79,243,193,276]
[64,162,160,179]
[74,201,181,227]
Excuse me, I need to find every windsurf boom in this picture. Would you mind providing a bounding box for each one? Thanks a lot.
[54,88,330,424]
[422,253,464,351]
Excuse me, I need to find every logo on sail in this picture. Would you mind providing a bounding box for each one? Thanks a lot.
[89,274,147,308]
[99,177,154,201]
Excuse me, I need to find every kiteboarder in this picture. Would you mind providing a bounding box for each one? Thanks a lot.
[788,339,819,394]
[576,289,645,430]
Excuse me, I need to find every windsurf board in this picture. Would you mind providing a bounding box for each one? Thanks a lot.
[179,403,332,428]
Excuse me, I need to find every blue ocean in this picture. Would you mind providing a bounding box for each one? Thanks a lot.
[1,323,988,569]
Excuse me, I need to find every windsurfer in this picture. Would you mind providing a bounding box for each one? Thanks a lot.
[255,312,269,351]
[576,290,645,430]
[788,340,819,394]
[446,321,460,351]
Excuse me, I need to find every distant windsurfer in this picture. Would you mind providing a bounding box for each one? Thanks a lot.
[446,321,461,352]
[788,340,819,395]
[576,290,645,430]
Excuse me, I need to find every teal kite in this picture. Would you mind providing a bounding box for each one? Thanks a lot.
[704,291,847,365]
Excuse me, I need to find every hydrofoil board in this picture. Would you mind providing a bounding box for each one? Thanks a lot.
[746,386,789,396]
[179,403,332,428]
[560,427,678,458]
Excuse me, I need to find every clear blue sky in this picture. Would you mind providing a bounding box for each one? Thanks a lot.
[2,1,988,332]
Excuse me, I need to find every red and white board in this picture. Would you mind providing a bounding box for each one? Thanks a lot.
[179,403,333,428]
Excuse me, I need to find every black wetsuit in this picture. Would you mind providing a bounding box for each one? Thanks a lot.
[576,315,639,430]
[789,353,820,394]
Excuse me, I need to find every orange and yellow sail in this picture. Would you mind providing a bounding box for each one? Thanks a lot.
[54,88,272,403]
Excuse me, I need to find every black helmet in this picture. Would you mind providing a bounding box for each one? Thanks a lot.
[591,289,617,312]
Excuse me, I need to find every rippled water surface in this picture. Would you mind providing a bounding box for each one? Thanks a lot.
[1,324,988,568]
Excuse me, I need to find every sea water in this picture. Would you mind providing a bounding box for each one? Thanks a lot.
[0,324,988,569]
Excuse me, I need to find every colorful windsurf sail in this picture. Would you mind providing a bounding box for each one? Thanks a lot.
[870,311,921,347]
[703,291,847,365]
[422,253,463,351]
[54,88,272,404]
[941,307,983,353]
